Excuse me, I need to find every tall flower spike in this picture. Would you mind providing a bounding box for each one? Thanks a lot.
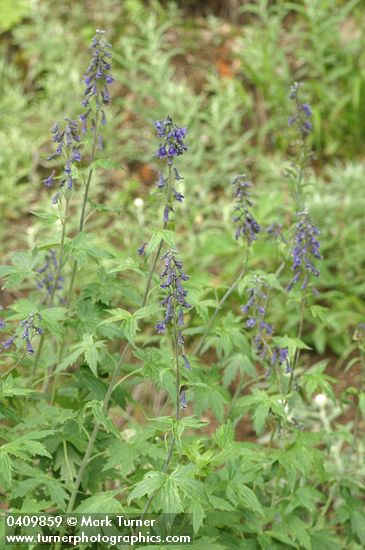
[288,82,313,138]
[44,118,81,200]
[155,250,192,399]
[154,116,187,165]
[288,210,322,292]
[232,175,260,245]
[81,29,113,134]
[242,277,273,360]
[36,250,64,302]
[0,306,5,329]
[242,277,290,374]
[155,250,191,339]
[154,117,188,223]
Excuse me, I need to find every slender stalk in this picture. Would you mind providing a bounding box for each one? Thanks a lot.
[30,196,70,385]
[193,246,250,356]
[48,115,101,401]
[287,296,306,394]
[66,110,100,308]
[1,351,27,378]
[64,166,175,513]
[141,309,181,517]
[351,349,365,451]
[66,345,129,514]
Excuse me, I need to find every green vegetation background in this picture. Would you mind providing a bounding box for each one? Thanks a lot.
[1,0,364,354]
[1,0,365,548]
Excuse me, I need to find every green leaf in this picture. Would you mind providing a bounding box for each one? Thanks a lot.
[88,401,119,437]
[189,500,205,534]
[64,232,113,266]
[310,305,330,326]
[0,452,12,487]
[30,210,60,225]
[101,308,132,324]
[0,376,34,398]
[273,335,311,353]
[56,348,84,374]
[133,304,161,320]
[123,316,138,344]
[103,441,139,476]
[128,471,166,503]
[83,335,101,376]
[253,402,270,435]
[213,421,235,449]
[56,335,106,376]
[146,231,163,255]
[227,481,264,516]
[40,307,67,338]
[351,509,365,545]
[75,492,121,513]
[161,230,177,249]
[158,477,183,513]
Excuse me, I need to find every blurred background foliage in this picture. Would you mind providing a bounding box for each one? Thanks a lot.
[0,0,364,358]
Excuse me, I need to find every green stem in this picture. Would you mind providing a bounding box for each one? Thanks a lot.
[66,344,130,513]
[66,110,100,308]
[193,246,250,356]
[49,115,101,403]
[351,349,365,451]
[1,351,27,378]
[30,196,70,385]
[287,296,306,394]
[65,168,175,511]
[141,309,181,518]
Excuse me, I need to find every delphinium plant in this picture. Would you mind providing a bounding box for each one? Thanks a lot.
[2,21,365,547]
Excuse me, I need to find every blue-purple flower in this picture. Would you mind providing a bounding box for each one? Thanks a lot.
[180,387,188,409]
[155,250,192,409]
[154,116,187,165]
[0,312,43,356]
[0,306,6,329]
[81,30,113,134]
[288,82,313,137]
[242,277,273,360]
[36,250,64,301]
[288,210,322,291]
[155,250,191,342]
[153,118,187,223]
[137,242,147,256]
[232,175,260,244]
[271,347,291,374]
[44,118,81,199]
[267,222,287,243]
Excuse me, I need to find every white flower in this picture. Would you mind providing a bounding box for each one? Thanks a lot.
[314,393,328,407]
[134,197,144,208]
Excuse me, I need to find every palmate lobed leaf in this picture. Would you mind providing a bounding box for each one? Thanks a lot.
[75,492,122,513]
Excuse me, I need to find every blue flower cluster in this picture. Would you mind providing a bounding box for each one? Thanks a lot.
[0,311,43,356]
[242,277,290,373]
[266,222,287,243]
[36,250,64,301]
[81,30,113,135]
[44,119,82,202]
[154,116,187,165]
[155,251,191,335]
[288,210,321,291]
[288,82,313,137]
[232,175,260,244]
[155,250,192,374]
